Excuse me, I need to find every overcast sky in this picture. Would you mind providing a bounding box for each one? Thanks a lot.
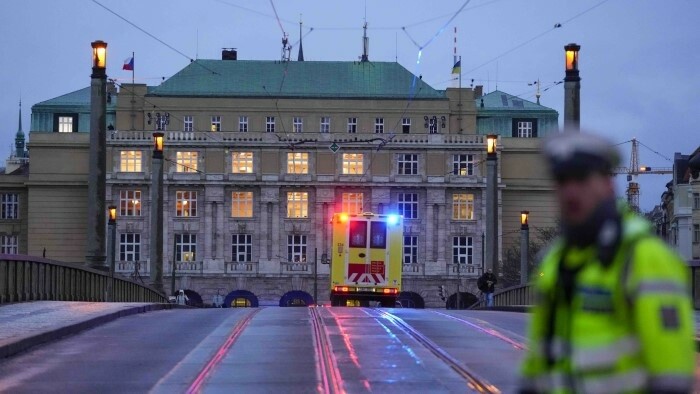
[1,0,698,210]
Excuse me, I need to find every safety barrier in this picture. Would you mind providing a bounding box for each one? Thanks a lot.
[0,254,167,304]
[469,283,535,309]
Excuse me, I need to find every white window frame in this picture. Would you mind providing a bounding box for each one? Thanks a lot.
[453,154,474,176]
[452,236,473,265]
[347,117,357,133]
[231,191,254,218]
[0,234,18,254]
[452,193,475,220]
[342,153,364,175]
[403,235,418,264]
[1,193,19,219]
[517,121,533,138]
[119,190,141,216]
[375,117,384,134]
[341,192,364,215]
[211,115,222,132]
[402,118,411,133]
[320,117,331,133]
[232,152,254,173]
[398,154,418,175]
[176,191,198,217]
[119,233,140,262]
[266,116,275,133]
[58,116,74,133]
[287,234,307,263]
[238,116,248,132]
[183,115,194,132]
[175,233,197,262]
[398,193,418,219]
[120,151,142,172]
[176,151,198,173]
[232,234,252,262]
[287,192,308,218]
[287,152,309,174]
[293,117,303,133]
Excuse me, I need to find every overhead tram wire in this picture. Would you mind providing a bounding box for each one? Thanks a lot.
[90,0,220,76]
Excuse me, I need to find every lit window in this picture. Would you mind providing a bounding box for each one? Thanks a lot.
[266,116,275,133]
[452,194,474,220]
[398,154,418,175]
[120,151,142,172]
[231,192,253,218]
[293,117,303,133]
[58,116,74,133]
[342,153,364,175]
[375,118,384,134]
[320,117,331,133]
[176,151,198,173]
[287,192,308,218]
[453,154,474,176]
[347,117,357,133]
[403,236,418,264]
[402,118,411,134]
[232,152,253,173]
[175,234,197,262]
[429,117,438,134]
[211,116,221,132]
[119,190,141,216]
[452,236,473,265]
[232,234,252,262]
[398,193,418,219]
[239,116,248,132]
[287,235,307,263]
[342,192,364,214]
[183,115,193,132]
[0,235,18,254]
[518,121,533,138]
[176,191,197,217]
[287,152,309,174]
[119,233,140,262]
[1,194,19,219]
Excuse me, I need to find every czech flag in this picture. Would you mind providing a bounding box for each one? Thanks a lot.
[451,59,461,74]
[122,56,134,71]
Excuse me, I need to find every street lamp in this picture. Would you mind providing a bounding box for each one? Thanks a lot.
[107,205,117,301]
[86,40,109,269]
[485,134,499,281]
[150,131,165,294]
[564,43,581,132]
[520,211,529,285]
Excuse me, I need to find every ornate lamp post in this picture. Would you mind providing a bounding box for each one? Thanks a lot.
[150,131,165,294]
[520,211,530,285]
[564,43,581,132]
[86,40,108,269]
[485,135,499,279]
[107,205,117,300]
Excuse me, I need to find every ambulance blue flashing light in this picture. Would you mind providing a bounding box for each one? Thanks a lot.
[387,214,400,225]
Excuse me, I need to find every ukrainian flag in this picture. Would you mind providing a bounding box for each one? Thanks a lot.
[451,59,461,74]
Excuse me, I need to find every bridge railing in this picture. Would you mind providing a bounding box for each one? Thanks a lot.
[0,254,167,304]
[469,283,535,309]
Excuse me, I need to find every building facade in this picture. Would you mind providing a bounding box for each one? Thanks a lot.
[18,54,559,306]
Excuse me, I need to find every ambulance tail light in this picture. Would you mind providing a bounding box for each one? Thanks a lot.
[383,288,398,294]
[334,286,350,292]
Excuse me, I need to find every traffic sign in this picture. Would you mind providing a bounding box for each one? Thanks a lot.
[329,142,340,153]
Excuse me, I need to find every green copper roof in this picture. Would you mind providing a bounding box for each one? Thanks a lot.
[33,86,118,108]
[149,60,446,99]
[478,90,556,112]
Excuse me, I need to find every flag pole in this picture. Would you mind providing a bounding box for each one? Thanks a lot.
[130,52,135,131]
[131,51,135,85]
[458,55,462,133]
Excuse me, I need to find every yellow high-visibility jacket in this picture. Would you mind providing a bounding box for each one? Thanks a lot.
[520,213,695,393]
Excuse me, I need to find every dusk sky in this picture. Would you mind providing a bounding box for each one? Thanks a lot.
[1,0,698,210]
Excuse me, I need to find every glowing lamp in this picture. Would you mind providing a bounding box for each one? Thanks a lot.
[108,205,117,223]
[520,210,529,227]
[338,213,349,223]
[153,132,164,154]
[486,134,498,157]
[565,43,580,72]
[386,214,400,225]
[91,40,107,70]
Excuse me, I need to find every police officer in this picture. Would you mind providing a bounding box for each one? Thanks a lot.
[520,132,695,393]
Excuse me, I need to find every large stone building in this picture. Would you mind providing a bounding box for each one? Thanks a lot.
[7,50,559,306]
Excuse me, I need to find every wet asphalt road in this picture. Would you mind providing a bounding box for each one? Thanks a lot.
[0,307,532,393]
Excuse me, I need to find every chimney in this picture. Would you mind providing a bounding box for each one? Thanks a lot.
[474,85,483,98]
[222,48,237,60]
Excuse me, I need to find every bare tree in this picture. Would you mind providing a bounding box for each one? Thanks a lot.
[501,226,559,288]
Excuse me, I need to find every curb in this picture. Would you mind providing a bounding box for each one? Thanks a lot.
[0,303,186,359]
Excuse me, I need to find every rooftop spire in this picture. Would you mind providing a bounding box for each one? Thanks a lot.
[360,21,369,62]
[15,98,25,158]
[18,98,22,135]
[297,16,304,62]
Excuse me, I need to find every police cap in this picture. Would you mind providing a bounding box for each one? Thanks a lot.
[542,132,620,182]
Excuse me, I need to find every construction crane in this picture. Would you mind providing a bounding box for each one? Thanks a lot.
[612,138,673,212]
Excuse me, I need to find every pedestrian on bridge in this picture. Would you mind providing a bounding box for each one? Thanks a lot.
[478,269,497,307]
[519,132,695,393]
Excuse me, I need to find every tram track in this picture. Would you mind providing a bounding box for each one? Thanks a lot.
[374,309,501,394]
[310,306,345,394]
[432,311,528,351]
